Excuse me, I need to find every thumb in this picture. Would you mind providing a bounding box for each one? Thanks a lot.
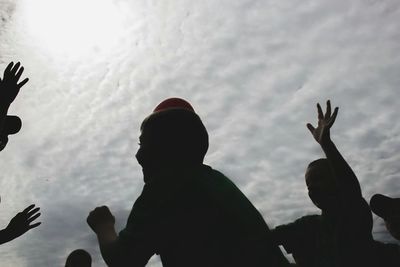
[306,123,315,134]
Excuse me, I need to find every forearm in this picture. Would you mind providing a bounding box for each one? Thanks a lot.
[0,104,9,135]
[320,139,361,197]
[99,240,124,267]
[97,233,150,267]
[96,227,121,266]
[0,228,14,244]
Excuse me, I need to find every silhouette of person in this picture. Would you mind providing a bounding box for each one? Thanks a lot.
[369,194,400,266]
[87,98,289,266]
[270,101,375,267]
[0,62,28,151]
[65,249,92,267]
[0,62,41,244]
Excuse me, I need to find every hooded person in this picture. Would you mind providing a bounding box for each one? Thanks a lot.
[87,97,289,267]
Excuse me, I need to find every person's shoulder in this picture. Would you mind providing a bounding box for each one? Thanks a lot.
[296,214,321,223]
[341,197,373,228]
[274,214,321,233]
[198,165,259,209]
[198,165,238,189]
[201,164,226,179]
[292,214,322,229]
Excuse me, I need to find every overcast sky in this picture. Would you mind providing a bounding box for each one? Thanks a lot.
[0,0,400,266]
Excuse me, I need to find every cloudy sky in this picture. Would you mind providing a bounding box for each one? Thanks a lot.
[0,0,399,266]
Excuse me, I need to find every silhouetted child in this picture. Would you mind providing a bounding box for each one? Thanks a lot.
[87,98,289,266]
[65,249,92,267]
[0,62,41,244]
[271,101,375,267]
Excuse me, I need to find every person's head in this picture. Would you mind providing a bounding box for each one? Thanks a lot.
[0,115,22,151]
[65,249,92,267]
[305,158,338,211]
[136,98,208,182]
[370,194,400,241]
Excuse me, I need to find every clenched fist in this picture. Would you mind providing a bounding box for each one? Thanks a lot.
[87,206,115,234]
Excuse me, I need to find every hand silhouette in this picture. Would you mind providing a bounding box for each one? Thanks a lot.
[307,100,339,146]
[0,62,29,106]
[87,206,115,234]
[5,204,41,240]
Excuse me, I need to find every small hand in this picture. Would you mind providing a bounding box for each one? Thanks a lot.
[87,206,115,234]
[0,62,29,106]
[5,204,41,240]
[306,100,339,145]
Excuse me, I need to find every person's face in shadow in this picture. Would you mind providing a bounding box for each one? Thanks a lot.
[305,162,338,211]
[135,109,208,183]
[136,126,182,183]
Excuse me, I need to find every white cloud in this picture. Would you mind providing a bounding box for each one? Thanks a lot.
[0,0,400,266]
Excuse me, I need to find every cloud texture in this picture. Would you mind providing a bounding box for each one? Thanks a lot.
[0,0,400,265]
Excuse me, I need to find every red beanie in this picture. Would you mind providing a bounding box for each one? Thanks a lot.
[140,97,208,164]
[153,98,195,113]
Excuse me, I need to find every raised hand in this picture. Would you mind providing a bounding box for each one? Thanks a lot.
[87,206,116,234]
[306,100,339,146]
[0,62,29,106]
[5,204,41,240]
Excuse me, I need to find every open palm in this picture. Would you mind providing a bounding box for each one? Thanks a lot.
[0,62,29,106]
[5,204,41,240]
[306,100,339,145]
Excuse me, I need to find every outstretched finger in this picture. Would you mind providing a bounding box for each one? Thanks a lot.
[327,107,339,127]
[14,66,24,82]
[29,222,41,229]
[28,213,41,224]
[17,78,29,89]
[306,123,315,134]
[23,204,36,214]
[3,62,13,79]
[325,100,331,118]
[4,62,14,75]
[10,62,21,76]
[27,207,40,217]
[317,103,323,120]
